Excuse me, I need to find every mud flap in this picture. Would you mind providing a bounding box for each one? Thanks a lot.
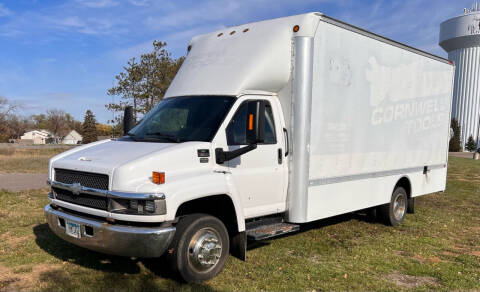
[230,231,246,261]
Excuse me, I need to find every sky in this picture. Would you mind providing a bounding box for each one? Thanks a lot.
[0,0,476,124]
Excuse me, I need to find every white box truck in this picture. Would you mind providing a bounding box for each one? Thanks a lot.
[45,13,454,282]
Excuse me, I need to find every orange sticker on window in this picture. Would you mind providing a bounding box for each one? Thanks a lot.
[248,114,254,130]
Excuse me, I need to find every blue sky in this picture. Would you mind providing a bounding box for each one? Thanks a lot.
[0,0,475,123]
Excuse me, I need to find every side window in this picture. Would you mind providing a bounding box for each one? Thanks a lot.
[226,101,277,145]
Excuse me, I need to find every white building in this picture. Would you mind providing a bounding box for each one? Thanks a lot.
[20,130,51,144]
[62,130,82,145]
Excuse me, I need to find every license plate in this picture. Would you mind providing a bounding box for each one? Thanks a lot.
[65,220,81,238]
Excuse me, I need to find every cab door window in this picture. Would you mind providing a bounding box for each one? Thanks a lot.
[226,101,277,145]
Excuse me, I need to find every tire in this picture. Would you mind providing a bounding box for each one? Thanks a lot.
[166,214,229,283]
[407,197,415,214]
[378,187,408,226]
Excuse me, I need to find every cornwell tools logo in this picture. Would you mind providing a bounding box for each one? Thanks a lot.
[71,183,82,196]
[365,57,451,133]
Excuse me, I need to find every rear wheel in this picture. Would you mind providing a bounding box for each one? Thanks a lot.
[166,214,229,283]
[378,187,407,226]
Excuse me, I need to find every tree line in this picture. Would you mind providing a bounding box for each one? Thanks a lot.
[0,98,110,144]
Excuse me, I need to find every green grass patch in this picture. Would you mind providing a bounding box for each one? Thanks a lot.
[0,156,479,291]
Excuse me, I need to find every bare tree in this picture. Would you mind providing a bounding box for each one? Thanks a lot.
[0,97,20,141]
[46,109,70,143]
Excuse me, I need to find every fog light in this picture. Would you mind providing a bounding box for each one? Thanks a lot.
[145,200,156,213]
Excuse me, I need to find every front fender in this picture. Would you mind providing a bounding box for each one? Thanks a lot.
[164,172,246,232]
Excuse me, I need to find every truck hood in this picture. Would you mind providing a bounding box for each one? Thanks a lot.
[52,140,176,173]
[50,139,215,193]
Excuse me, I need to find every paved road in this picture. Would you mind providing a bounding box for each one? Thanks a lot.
[0,173,48,191]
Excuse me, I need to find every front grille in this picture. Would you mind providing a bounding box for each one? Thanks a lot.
[55,168,109,190]
[53,187,108,210]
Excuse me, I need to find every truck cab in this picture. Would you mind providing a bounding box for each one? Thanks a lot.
[45,92,290,282]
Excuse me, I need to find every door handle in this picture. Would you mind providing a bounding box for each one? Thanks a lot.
[283,128,289,157]
[278,148,282,164]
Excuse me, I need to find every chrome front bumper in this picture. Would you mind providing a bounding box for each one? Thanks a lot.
[44,204,175,258]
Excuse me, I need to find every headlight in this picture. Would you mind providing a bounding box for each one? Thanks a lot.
[109,198,166,215]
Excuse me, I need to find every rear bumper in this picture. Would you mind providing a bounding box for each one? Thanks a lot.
[44,204,175,258]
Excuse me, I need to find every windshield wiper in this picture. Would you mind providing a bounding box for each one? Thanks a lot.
[126,132,138,141]
[145,132,181,143]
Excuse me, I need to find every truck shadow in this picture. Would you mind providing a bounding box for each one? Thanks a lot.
[32,223,215,291]
[33,223,141,274]
[245,210,379,251]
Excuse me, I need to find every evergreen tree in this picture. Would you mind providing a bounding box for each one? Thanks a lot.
[466,135,477,152]
[82,110,97,144]
[449,118,462,152]
[106,41,184,122]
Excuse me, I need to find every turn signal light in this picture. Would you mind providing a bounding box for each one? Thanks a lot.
[152,171,165,184]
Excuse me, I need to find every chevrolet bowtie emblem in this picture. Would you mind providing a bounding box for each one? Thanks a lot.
[71,183,82,195]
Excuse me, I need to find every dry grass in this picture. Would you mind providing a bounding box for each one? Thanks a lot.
[0,148,69,173]
[0,157,479,291]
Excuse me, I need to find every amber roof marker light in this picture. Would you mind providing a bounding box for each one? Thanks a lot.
[293,25,300,32]
[217,32,223,37]
[243,28,249,33]
[230,31,236,35]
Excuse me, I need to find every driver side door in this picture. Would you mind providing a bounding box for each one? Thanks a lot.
[225,97,287,218]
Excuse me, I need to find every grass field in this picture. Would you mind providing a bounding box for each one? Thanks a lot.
[0,147,68,173]
[0,156,479,291]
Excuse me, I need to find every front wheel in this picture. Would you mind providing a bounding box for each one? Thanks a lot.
[378,187,407,226]
[166,214,229,283]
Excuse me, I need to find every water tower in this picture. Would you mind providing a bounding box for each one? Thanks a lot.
[440,2,480,149]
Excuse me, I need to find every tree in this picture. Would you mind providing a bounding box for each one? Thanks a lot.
[96,123,113,137]
[82,110,98,144]
[107,41,184,122]
[449,118,462,152]
[46,109,70,143]
[66,113,83,135]
[30,114,49,129]
[466,135,477,152]
[0,97,22,142]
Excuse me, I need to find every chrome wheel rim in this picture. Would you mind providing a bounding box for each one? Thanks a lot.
[393,194,406,221]
[188,227,222,272]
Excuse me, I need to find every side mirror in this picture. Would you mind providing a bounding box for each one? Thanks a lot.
[245,100,265,145]
[123,106,135,135]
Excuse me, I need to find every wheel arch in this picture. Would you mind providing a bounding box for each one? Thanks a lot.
[175,194,244,235]
[395,176,412,198]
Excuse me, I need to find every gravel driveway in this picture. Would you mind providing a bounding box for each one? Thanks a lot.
[0,173,48,191]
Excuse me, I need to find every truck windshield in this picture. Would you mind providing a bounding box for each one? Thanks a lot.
[127,96,235,143]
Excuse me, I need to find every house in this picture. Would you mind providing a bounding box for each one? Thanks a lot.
[62,130,82,145]
[20,130,52,144]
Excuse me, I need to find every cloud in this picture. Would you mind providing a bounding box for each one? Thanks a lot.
[128,0,150,6]
[54,16,85,28]
[0,5,126,38]
[74,0,118,8]
[0,4,12,17]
